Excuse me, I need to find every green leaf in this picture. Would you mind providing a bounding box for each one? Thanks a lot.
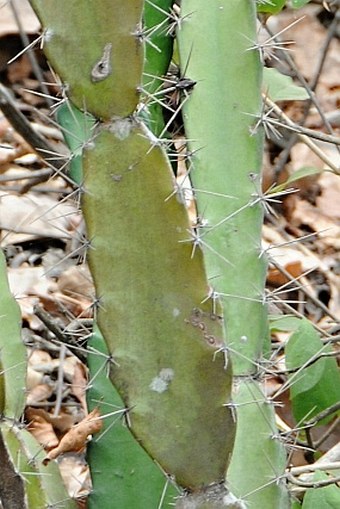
[291,0,311,9]
[269,166,323,193]
[257,0,286,14]
[302,472,340,508]
[286,318,340,423]
[263,67,309,101]
[269,315,302,333]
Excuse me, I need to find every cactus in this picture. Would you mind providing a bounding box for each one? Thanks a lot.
[25,0,293,507]
[0,250,26,420]
[0,247,27,508]
[30,0,235,504]
[0,249,77,508]
[34,2,143,119]
[177,1,288,507]
[55,97,177,506]
[82,120,235,490]
[0,422,77,509]
[87,324,177,508]
[142,0,174,136]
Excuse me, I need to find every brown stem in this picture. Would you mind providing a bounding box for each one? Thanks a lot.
[0,428,26,509]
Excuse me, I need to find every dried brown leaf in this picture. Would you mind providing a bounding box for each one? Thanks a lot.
[43,408,102,465]
[26,407,59,451]
[26,383,54,406]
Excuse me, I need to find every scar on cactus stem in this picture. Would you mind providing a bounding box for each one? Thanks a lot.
[91,43,113,83]
[176,483,247,509]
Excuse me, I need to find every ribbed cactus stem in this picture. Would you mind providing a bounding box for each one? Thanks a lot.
[177,1,289,506]
[143,0,174,136]
[82,119,235,488]
[178,0,267,375]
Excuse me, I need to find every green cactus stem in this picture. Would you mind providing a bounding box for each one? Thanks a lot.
[177,0,267,375]
[0,249,26,420]
[177,1,289,506]
[143,0,174,136]
[56,101,96,185]
[87,324,177,508]
[82,120,235,489]
[30,0,144,119]
[0,422,77,509]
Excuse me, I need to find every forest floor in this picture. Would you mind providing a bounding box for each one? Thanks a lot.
[0,1,339,507]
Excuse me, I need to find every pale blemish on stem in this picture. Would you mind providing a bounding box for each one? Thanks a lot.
[91,43,112,83]
[150,368,174,393]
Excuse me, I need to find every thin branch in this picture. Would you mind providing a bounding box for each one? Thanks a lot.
[9,0,53,107]
[274,350,339,376]
[264,96,340,175]
[269,258,338,322]
[34,305,86,362]
[0,83,75,189]
[289,461,340,477]
[53,343,67,417]
[305,401,340,427]
[287,471,340,489]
